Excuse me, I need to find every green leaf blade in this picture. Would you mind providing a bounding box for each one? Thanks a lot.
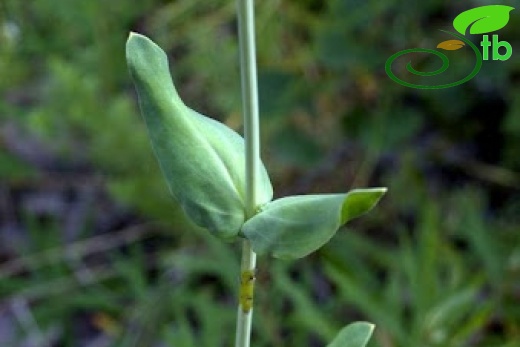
[453,5,514,35]
[242,188,386,259]
[327,322,375,347]
[126,33,273,239]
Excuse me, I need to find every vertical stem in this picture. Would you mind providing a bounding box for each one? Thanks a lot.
[235,241,257,347]
[238,1,260,213]
[235,0,259,347]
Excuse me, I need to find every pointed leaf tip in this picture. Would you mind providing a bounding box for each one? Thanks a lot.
[340,187,387,224]
[127,32,142,46]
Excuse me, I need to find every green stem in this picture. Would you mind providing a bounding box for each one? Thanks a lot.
[235,241,257,347]
[235,0,260,347]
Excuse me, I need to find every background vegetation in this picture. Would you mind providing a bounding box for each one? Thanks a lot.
[0,0,519,346]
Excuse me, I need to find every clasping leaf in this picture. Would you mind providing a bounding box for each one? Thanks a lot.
[241,188,386,259]
[126,33,273,239]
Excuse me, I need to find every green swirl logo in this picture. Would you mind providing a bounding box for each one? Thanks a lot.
[385,5,514,89]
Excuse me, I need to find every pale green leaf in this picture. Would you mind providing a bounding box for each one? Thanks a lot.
[126,33,273,239]
[327,322,375,347]
[453,5,514,35]
[242,188,386,259]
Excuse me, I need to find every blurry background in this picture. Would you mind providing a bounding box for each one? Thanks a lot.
[1,0,519,346]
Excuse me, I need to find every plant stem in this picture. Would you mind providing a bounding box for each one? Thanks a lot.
[238,2,260,214]
[235,241,257,347]
[235,0,260,346]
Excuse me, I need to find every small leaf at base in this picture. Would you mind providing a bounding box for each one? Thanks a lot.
[242,188,386,259]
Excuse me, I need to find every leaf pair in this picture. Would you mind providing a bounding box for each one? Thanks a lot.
[126,33,386,259]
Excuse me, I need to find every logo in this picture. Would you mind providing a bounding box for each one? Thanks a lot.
[385,5,514,89]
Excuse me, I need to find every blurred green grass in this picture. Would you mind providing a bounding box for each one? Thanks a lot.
[0,0,519,346]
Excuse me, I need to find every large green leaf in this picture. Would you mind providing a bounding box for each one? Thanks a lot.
[126,33,273,239]
[327,322,375,347]
[241,188,386,259]
[453,5,514,35]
